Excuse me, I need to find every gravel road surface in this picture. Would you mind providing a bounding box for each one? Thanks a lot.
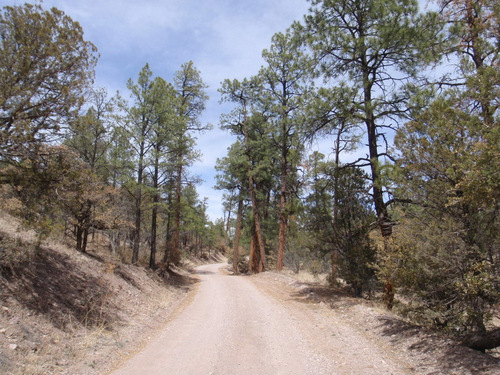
[111,263,412,375]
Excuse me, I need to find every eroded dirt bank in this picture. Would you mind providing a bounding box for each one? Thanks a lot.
[0,211,199,375]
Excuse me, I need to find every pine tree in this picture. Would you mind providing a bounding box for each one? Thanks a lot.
[0,3,97,167]
[168,61,209,265]
[301,0,443,307]
[258,30,313,271]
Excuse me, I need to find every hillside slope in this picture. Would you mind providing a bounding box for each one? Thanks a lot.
[0,211,198,375]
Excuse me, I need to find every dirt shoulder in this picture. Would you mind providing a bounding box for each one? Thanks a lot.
[249,270,500,375]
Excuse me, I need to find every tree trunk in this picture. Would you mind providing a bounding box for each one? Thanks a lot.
[162,195,172,264]
[225,194,233,241]
[249,233,260,274]
[149,159,159,270]
[132,186,142,265]
[150,202,158,269]
[109,232,118,254]
[76,225,83,252]
[276,151,288,271]
[248,175,266,272]
[232,198,243,274]
[331,249,338,284]
[331,131,342,283]
[82,227,88,253]
[249,235,255,274]
[363,64,394,309]
[384,275,395,310]
[277,110,289,272]
[172,163,183,265]
[277,208,287,271]
[237,98,267,273]
[132,142,145,265]
[277,159,287,271]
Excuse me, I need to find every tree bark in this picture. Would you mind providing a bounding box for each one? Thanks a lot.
[248,174,266,272]
[277,152,287,271]
[331,130,342,284]
[241,100,266,273]
[132,140,145,265]
[132,186,142,265]
[150,199,158,269]
[249,233,260,274]
[76,225,83,252]
[225,194,233,241]
[149,158,159,270]
[249,235,255,274]
[82,227,88,253]
[232,198,243,274]
[277,87,291,272]
[363,60,394,309]
[162,194,172,264]
[172,162,183,265]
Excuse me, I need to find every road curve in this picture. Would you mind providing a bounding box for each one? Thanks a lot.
[110,263,335,374]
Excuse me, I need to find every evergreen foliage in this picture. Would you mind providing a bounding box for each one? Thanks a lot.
[0,4,97,164]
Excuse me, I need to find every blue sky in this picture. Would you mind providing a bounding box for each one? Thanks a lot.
[3,0,311,221]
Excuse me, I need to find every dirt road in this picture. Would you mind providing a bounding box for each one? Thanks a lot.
[110,263,413,374]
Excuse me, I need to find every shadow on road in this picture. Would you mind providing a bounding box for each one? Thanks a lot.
[195,270,214,275]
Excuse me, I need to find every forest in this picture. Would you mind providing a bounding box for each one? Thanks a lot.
[0,0,499,353]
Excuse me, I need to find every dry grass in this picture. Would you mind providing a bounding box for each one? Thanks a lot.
[0,210,199,375]
[292,270,329,285]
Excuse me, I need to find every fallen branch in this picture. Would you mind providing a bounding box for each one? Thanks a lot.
[464,328,500,352]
